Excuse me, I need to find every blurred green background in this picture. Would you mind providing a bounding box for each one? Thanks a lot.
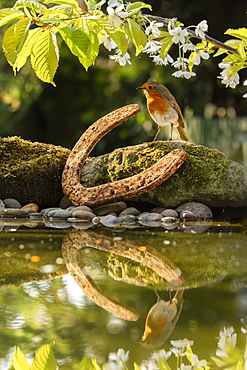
[0,0,247,164]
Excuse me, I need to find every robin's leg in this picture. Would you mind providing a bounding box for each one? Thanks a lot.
[152,126,161,141]
[169,124,173,140]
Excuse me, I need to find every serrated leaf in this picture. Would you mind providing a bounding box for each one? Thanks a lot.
[237,41,246,60]
[85,0,106,10]
[94,19,128,54]
[126,2,152,12]
[10,346,31,370]
[159,36,172,58]
[13,27,43,72]
[0,9,24,27]
[78,18,99,69]
[30,30,59,86]
[59,26,90,58]
[77,355,98,370]
[43,0,79,9]
[124,18,146,55]
[225,27,247,41]
[2,17,31,66]
[223,53,244,63]
[48,4,75,17]
[14,1,47,12]
[30,342,57,370]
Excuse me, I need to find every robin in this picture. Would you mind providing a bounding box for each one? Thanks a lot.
[140,289,185,349]
[137,81,188,141]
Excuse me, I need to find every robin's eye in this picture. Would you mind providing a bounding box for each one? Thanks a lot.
[148,86,153,90]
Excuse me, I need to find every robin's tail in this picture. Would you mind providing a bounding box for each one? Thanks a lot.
[177,125,188,141]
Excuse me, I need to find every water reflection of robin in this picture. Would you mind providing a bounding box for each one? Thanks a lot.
[137,81,188,141]
[140,289,185,349]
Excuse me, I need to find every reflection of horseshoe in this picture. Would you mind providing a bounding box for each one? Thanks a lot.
[62,230,185,321]
[67,229,185,286]
[62,104,187,207]
[62,231,140,321]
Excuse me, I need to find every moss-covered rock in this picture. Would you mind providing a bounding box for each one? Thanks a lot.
[0,136,70,207]
[80,141,247,207]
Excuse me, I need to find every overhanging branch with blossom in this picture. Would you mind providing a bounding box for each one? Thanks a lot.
[0,0,246,96]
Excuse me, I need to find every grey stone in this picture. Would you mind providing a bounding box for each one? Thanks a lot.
[3,198,22,209]
[59,195,73,209]
[79,141,247,208]
[119,207,140,216]
[150,207,166,213]
[71,210,96,220]
[180,210,196,221]
[161,216,179,224]
[138,213,163,222]
[0,200,5,211]
[161,209,179,218]
[119,214,136,222]
[48,209,72,218]
[99,214,122,227]
[176,202,213,219]
[0,208,28,217]
[93,201,127,216]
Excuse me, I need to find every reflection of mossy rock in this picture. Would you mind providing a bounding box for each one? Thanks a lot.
[0,136,70,207]
[80,141,247,207]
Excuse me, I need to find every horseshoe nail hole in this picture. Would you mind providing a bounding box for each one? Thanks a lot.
[110,189,115,195]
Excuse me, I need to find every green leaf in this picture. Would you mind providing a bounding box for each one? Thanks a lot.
[30,342,58,370]
[13,27,43,73]
[30,29,59,86]
[78,18,99,69]
[213,39,242,57]
[10,346,31,370]
[14,1,47,12]
[237,41,247,60]
[124,18,147,55]
[225,27,247,41]
[59,26,90,58]
[223,53,244,63]
[2,18,31,66]
[95,19,128,54]
[43,0,79,9]
[126,1,152,12]
[134,363,141,370]
[0,9,24,27]
[159,36,173,58]
[77,355,99,370]
[85,0,106,11]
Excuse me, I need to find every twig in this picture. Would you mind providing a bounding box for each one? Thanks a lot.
[143,14,238,54]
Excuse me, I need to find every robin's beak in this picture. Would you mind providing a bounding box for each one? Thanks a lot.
[136,86,145,90]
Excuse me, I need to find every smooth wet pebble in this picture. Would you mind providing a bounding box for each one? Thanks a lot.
[119,207,140,216]
[99,214,122,227]
[71,209,96,220]
[22,203,39,214]
[48,209,72,219]
[138,213,163,222]
[0,208,28,217]
[161,209,179,218]
[93,201,127,216]
[3,198,22,209]
[176,202,213,219]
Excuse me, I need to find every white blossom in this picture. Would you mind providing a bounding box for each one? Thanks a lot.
[108,0,122,7]
[110,51,131,66]
[172,57,189,69]
[150,349,172,361]
[179,365,192,370]
[107,3,129,27]
[145,21,163,37]
[169,26,188,44]
[172,70,196,79]
[152,54,173,65]
[191,354,207,368]
[140,360,158,370]
[195,20,208,38]
[218,62,240,88]
[216,326,237,357]
[109,348,129,363]
[181,43,195,52]
[243,93,247,98]
[167,17,177,31]
[143,40,161,55]
[103,361,124,370]
[193,50,210,65]
[101,36,117,51]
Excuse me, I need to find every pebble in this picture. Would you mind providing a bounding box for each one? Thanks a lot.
[41,208,59,216]
[119,214,136,222]
[161,216,179,224]
[161,209,179,218]
[59,195,74,209]
[29,212,44,219]
[176,202,213,219]
[150,207,166,214]
[138,213,163,222]
[93,201,127,216]
[180,210,196,221]
[48,209,72,219]
[22,203,39,214]
[0,208,28,217]
[0,200,5,211]
[71,209,96,220]
[119,207,140,216]
[99,214,122,227]
[3,198,22,209]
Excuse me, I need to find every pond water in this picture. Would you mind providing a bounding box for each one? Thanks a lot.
[0,213,247,369]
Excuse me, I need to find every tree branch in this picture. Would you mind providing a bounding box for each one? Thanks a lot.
[143,14,238,54]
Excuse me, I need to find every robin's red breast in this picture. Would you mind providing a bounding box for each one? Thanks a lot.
[137,81,189,141]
